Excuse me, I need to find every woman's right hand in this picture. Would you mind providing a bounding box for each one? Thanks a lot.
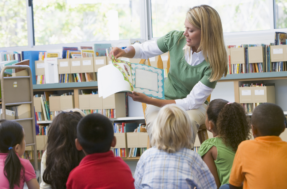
[109,47,126,59]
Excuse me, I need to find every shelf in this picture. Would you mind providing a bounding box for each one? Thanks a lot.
[5,101,32,106]
[122,157,140,161]
[219,71,287,82]
[246,111,287,116]
[33,81,98,91]
[37,117,145,124]
[111,117,145,121]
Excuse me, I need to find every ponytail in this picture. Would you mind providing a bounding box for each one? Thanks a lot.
[207,99,250,152]
[0,121,24,189]
[216,102,250,151]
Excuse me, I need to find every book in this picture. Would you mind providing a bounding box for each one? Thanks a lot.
[94,44,111,56]
[62,47,78,58]
[22,51,46,84]
[98,56,164,99]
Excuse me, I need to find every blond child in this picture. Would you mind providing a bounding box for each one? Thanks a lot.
[134,104,216,189]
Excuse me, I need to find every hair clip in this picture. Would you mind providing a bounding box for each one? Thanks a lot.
[8,147,12,150]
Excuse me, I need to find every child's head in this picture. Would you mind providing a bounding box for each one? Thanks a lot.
[43,112,84,189]
[251,103,285,137]
[76,113,115,154]
[206,99,250,151]
[0,120,25,189]
[151,104,193,153]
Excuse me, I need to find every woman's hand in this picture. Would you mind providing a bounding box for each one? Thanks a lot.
[109,47,126,59]
[127,92,150,103]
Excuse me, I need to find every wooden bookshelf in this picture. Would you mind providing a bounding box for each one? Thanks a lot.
[219,72,287,82]
[33,81,98,91]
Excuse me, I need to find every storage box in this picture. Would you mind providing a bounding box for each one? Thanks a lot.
[34,97,42,112]
[36,135,47,150]
[81,57,94,73]
[94,57,107,72]
[70,59,81,73]
[79,94,103,110]
[102,93,126,118]
[58,59,71,74]
[230,47,245,64]
[35,61,45,75]
[239,86,275,103]
[49,95,74,111]
[17,104,32,119]
[270,45,287,62]
[248,46,264,63]
[0,109,15,120]
[126,132,148,148]
[280,129,287,142]
[114,133,126,148]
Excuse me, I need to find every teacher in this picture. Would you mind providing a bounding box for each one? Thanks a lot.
[110,5,227,144]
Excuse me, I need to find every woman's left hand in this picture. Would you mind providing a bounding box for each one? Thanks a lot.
[127,92,150,103]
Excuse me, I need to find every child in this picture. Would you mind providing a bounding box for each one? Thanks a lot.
[134,104,217,189]
[197,99,250,188]
[66,113,134,189]
[229,103,287,189]
[0,120,39,189]
[41,112,84,189]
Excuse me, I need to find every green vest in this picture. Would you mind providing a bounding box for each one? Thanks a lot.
[157,30,217,100]
[198,137,235,186]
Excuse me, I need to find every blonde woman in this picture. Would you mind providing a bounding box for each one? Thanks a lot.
[134,104,216,188]
[110,5,227,142]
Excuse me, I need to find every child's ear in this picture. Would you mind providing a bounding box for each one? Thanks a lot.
[251,124,258,138]
[111,136,116,148]
[75,138,83,151]
[207,120,215,131]
[14,144,20,154]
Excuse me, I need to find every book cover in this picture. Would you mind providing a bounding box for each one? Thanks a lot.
[98,56,164,99]
[94,44,112,57]
[62,47,78,58]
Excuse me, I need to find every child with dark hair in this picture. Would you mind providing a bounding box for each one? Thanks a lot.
[41,111,84,189]
[0,120,39,189]
[66,113,134,189]
[198,99,250,188]
[229,103,287,189]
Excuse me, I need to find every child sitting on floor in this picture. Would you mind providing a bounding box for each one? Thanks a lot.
[197,99,250,188]
[229,103,287,189]
[66,113,134,189]
[134,104,217,189]
[0,120,39,189]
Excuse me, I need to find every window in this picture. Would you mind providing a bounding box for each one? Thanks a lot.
[151,0,272,38]
[0,0,28,47]
[274,0,287,28]
[33,0,143,45]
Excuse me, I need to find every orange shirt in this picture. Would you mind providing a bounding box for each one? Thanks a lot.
[229,136,287,189]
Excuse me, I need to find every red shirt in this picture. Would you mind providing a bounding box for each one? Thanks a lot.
[66,151,135,189]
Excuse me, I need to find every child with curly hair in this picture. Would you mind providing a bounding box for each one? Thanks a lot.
[198,99,250,188]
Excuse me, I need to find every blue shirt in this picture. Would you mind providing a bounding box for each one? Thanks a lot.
[134,147,217,189]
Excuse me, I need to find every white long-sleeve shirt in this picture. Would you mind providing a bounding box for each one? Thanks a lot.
[132,41,213,111]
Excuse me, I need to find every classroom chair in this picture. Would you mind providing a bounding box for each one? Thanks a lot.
[139,54,210,147]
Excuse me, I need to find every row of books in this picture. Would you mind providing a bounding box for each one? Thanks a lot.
[34,94,50,121]
[0,51,22,62]
[38,125,49,135]
[59,73,96,83]
[242,103,263,113]
[81,109,116,119]
[22,150,45,160]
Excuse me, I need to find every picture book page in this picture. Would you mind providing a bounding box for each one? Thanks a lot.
[98,64,132,99]
[131,63,164,99]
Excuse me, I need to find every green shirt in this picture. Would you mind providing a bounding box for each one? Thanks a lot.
[198,137,235,186]
[157,30,217,100]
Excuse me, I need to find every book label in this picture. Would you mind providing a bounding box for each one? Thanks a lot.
[273,48,283,54]
[60,62,68,67]
[72,61,80,66]
[83,60,91,65]
[241,90,251,96]
[254,89,264,95]
[96,59,105,65]
[37,63,45,68]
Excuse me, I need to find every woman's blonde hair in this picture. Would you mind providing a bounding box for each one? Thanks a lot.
[151,104,194,153]
[185,5,227,82]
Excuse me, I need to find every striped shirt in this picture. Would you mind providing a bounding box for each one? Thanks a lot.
[134,147,217,189]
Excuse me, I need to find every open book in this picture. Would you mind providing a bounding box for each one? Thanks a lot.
[98,56,164,99]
